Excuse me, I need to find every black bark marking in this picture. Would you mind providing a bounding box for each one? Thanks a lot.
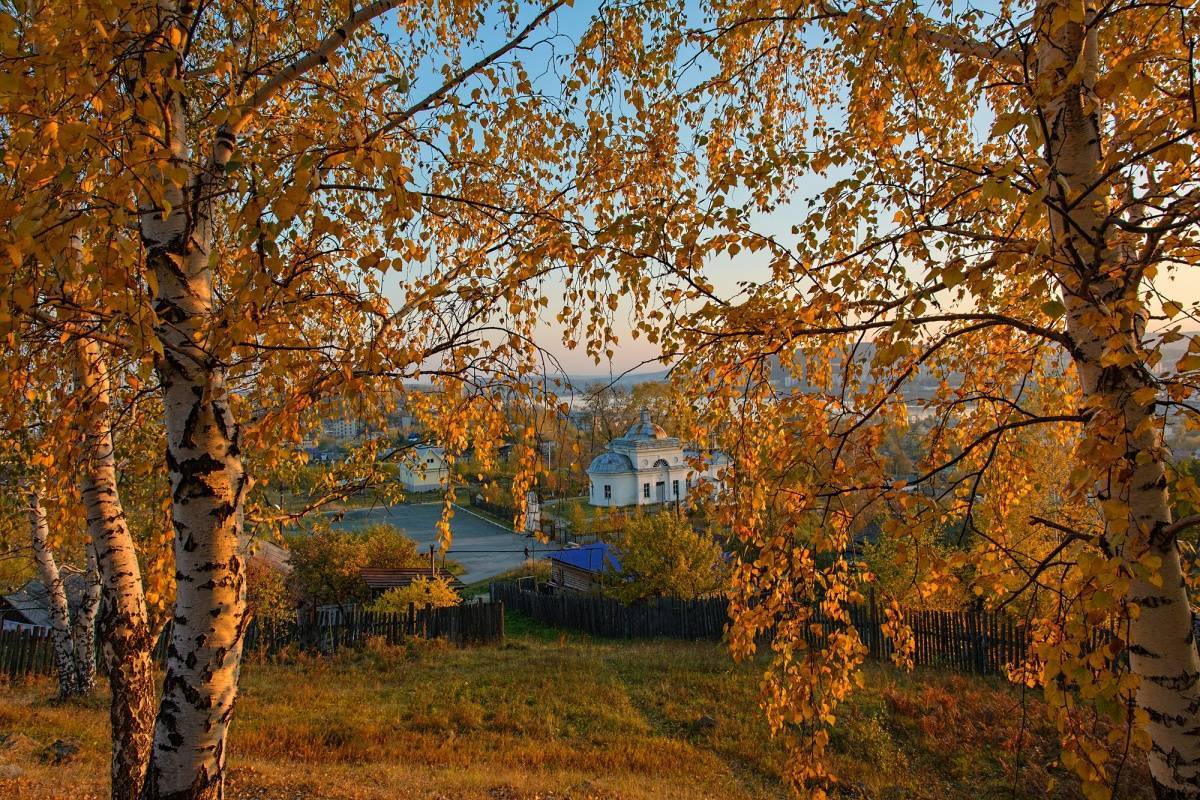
[179,393,205,450]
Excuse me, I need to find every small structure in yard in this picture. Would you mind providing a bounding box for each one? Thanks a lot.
[397,444,450,491]
[524,490,541,535]
[359,567,465,597]
[548,542,621,594]
[241,535,292,574]
[0,569,94,633]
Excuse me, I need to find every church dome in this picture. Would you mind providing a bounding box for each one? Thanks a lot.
[624,408,668,440]
[588,451,634,474]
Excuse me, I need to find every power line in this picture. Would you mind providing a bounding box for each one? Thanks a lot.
[444,548,573,554]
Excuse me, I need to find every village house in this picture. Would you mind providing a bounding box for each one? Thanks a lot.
[585,408,731,508]
[0,568,94,633]
[397,444,450,492]
[359,567,466,598]
[547,542,621,594]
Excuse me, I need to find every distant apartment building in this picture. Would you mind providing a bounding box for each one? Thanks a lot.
[321,416,359,441]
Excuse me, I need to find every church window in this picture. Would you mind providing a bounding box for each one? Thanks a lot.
[604,485,611,499]
[643,483,650,498]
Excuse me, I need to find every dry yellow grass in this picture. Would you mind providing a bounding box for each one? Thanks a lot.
[0,618,1153,799]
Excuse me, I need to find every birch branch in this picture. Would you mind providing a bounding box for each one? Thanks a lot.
[214,0,564,169]
[817,1,1025,66]
[364,0,567,145]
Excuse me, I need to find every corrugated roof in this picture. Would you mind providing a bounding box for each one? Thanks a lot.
[240,535,292,573]
[359,567,465,591]
[548,542,621,574]
[0,570,93,630]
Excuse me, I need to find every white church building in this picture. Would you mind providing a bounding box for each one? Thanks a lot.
[586,409,731,507]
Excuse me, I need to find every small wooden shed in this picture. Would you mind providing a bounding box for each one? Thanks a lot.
[0,570,93,633]
[548,543,621,594]
[358,567,465,598]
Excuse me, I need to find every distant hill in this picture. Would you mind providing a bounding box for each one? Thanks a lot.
[544,369,671,393]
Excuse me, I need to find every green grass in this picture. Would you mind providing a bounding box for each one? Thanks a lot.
[463,561,550,596]
[0,625,1152,800]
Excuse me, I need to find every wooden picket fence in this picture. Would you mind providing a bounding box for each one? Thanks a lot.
[470,495,518,522]
[809,604,1030,675]
[247,601,505,654]
[469,495,559,539]
[491,581,1037,676]
[1,600,504,680]
[0,627,59,679]
[490,581,728,640]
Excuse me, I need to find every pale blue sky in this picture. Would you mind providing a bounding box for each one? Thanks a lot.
[379,1,1200,377]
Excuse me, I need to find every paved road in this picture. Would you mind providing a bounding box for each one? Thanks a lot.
[330,503,556,585]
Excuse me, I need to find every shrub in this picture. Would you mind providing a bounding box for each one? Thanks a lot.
[361,524,423,568]
[367,577,460,612]
[246,558,294,624]
[603,510,729,602]
[289,523,446,607]
[288,527,372,606]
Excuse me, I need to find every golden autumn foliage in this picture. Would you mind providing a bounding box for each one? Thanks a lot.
[2,0,1200,798]
[0,0,648,796]
[559,0,1200,797]
[602,510,729,602]
[368,577,461,612]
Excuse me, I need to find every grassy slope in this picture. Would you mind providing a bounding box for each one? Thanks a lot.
[0,615,1151,800]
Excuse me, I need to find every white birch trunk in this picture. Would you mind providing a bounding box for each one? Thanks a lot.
[73,540,102,694]
[135,0,425,792]
[61,213,106,700]
[141,195,249,800]
[75,334,157,800]
[136,30,249,799]
[1037,3,1200,794]
[28,489,79,699]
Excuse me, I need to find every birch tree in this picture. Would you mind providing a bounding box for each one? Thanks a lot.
[1,298,161,794]
[75,333,158,799]
[1,1,625,797]
[579,0,1200,795]
[28,487,81,699]
[23,488,103,700]
[72,538,102,695]
[1,358,106,702]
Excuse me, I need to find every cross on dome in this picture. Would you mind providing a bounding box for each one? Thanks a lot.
[624,407,668,440]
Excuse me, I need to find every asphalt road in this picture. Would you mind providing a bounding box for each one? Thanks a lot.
[330,502,555,585]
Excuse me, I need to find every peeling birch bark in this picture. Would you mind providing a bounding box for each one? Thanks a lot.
[140,215,249,799]
[135,27,249,800]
